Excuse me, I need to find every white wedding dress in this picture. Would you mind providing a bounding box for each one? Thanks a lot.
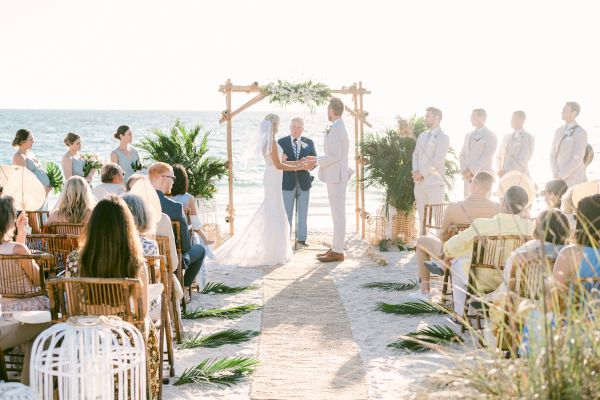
[213,144,292,267]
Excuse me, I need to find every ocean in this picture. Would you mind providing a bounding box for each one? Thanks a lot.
[1,109,598,235]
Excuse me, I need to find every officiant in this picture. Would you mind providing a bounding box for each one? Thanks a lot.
[278,117,317,247]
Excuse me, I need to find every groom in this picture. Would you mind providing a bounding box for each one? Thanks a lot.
[278,117,317,247]
[306,97,349,262]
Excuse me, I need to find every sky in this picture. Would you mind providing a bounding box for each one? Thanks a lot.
[1,0,600,138]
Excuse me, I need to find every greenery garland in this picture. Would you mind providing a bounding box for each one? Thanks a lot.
[261,80,331,111]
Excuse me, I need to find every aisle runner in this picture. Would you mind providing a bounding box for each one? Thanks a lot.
[250,248,369,400]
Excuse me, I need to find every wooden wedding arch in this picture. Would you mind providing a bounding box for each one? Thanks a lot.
[218,79,372,238]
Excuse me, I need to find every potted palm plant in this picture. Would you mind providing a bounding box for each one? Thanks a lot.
[361,115,459,244]
[138,119,228,199]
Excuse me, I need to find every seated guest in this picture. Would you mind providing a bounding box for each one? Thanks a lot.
[444,186,535,315]
[75,195,160,398]
[148,162,205,293]
[544,179,568,209]
[410,171,500,301]
[91,163,125,200]
[46,176,95,225]
[169,164,215,253]
[552,194,600,299]
[125,172,145,192]
[0,196,48,311]
[487,208,570,302]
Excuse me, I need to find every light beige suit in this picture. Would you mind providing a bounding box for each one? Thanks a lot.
[318,118,350,253]
[550,122,588,187]
[496,130,535,176]
[459,127,498,197]
[412,128,449,226]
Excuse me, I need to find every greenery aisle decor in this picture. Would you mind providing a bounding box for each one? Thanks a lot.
[376,301,444,315]
[261,80,331,111]
[201,282,258,295]
[182,304,262,319]
[179,329,260,349]
[362,280,418,292]
[388,324,463,352]
[45,162,63,194]
[174,357,259,387]
[138,119,228,198]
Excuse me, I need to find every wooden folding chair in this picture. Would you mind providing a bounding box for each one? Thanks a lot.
[421,203,448,236]
[46,222,85,235]
[145,255,175,378]
[156,235,183,343]
[0,253,54,381]
[440,224,471,309]
[25,233,80,275]
[46,277,162,398]
[463,235,530,331]
[26,211,49,234]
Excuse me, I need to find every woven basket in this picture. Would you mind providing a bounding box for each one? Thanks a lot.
[391,211,416,243]
[366,215,386,246]
[202,223,223,249]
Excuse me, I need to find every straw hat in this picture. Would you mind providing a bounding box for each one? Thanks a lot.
[497,170,536,207]
[0,165,46,211]
[129,177,162,228]
[571,180,600,208]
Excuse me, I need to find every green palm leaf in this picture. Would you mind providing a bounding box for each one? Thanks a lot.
[45,162,64,194]
[376,300,444,315]
[137,119,228,198]
[363,280,418,291]
[182,304,262,319]
[388,324,463,352]
[201,282,258,294]
[179,329,260,349]
[174,357,259,386]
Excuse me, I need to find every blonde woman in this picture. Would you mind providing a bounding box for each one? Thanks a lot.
[62,132,93,183]
[46,176,95,225]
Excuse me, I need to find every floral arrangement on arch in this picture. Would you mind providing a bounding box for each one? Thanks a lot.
[261,80,331,111]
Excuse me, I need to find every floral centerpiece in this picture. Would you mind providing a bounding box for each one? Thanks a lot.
[261,80,331,112]
[81,153,103,177]
[45,162,64,194]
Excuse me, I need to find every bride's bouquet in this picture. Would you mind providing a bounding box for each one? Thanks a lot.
[82,153,103,177]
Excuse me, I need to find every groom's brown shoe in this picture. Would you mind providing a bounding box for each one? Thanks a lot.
[317,251,344,262]
[317,249,332,258]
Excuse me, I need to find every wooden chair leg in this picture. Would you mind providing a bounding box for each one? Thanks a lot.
[162,292,175,377]
[169,274,183,344]
[0,348,8,381]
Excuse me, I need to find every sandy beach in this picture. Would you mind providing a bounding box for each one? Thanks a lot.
[163,232,461,400]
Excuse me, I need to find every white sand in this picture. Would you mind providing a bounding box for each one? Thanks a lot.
[163,232,461,399]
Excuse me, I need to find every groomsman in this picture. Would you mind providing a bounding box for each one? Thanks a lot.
[496,111,535,177]
[278,117,317,246]
[550,102,588,187]
[459,108,497,197]
[412,106,449,227]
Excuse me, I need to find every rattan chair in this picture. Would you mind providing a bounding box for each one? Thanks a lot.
[463,235,531,330]
[0,253,54,381]
[156,235,182,343]
[145,255,175,378]
[46,222,85,235]
[25,234,79,274]
[26,211,50,234]
[421,203,449,236]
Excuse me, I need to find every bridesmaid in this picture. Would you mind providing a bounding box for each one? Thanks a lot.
[12,129,51,195]
[111,125,140,181]
[62,132,93,183]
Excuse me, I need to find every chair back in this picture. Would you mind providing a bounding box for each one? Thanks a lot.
[446,223,471,239]
[155,236,176,273]
[26,211,50,234]
[47,277,145,333]
[0,254,54,298]
[144,255,167,285]
[510,256,556,300]
[170,221,183,253]
[25,234,80,272]
[421,203,448,235]
[47,223,85,235]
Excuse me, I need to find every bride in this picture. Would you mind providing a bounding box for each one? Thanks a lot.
[213,114,308,267]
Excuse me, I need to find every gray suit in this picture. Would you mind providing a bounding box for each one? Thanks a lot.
[459,127,497,196]
[496,130,535,176]
[550,122,588,187]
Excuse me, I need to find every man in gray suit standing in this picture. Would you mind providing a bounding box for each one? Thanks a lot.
[550,102,588,187]
[412,106,449,227]
[459,108,497,197]
[496,110,535,178]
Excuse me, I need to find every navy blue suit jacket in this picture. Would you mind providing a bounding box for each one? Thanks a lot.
[156,190,191,253]
[278,136,317,191]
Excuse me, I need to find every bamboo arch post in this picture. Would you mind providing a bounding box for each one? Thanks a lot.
[218,80,371,239]
[359,81,367,238]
